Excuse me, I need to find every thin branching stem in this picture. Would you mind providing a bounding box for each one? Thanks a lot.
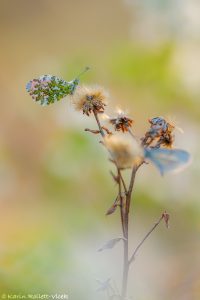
[117,168,126,237]
[119,172,130,300]
[118,169,128,195]
[91,109,129,299]
[126,166,137,215]
[93,110,105,137]
[121,206,129,299]
[129,214,164,266]
[128,127,136,139]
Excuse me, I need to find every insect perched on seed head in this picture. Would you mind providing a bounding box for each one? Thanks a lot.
[26,67,90,106]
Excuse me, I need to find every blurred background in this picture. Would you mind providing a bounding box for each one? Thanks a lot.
[0,0,200,299]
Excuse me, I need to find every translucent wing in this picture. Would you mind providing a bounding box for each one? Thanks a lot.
[96,278,111,292]
[144,148,191,175]
[26,75,79,106]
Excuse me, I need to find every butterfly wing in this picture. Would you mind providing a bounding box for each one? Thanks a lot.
[26,75,79,106]
[144,148,191,175]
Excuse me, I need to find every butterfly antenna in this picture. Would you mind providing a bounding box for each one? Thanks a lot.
[76,66,90,79]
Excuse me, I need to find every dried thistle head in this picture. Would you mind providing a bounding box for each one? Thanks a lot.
[157,122,175,148]
[148,117,168,134]
[142,116,175,148]
[104,135,142,169]
[109,111,133,133]
[72,85,107,116]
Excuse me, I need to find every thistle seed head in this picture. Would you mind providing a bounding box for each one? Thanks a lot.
[104,135,143,169]
[72,85,108,116]
[110,111,133,133]
[142,116,175,148]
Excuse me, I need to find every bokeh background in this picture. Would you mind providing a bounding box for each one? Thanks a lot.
[0,0,200,299]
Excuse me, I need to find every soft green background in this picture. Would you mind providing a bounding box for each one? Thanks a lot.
[0,0,199,299]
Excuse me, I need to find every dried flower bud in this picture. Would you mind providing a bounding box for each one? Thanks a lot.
[110,112,133,133]
[26,75,79,106]
[72,85,107,116]
[142,116,175,148]
[162,211,170,228]
[104,135,143,169]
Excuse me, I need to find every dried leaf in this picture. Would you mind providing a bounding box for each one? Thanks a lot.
[110,171,119,183]
[98,238,122,252]
[102,126,112,135]
[96,278,111,292]
[162,211,170,228]
[106,204,118,216]
[106,196,120,216]
[85,128,101,134]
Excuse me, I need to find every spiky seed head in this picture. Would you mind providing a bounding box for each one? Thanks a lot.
[72,85,107,116]
[142,116,175,148]
[110,111,133,132]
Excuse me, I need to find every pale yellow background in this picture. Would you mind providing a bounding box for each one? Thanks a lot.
[0,1,199,299]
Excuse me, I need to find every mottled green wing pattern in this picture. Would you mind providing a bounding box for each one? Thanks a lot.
[26,75,79,106]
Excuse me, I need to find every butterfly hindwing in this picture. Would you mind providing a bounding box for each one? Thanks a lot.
[144,148,190,175]
[26,75,79,106]
[26,67,90,106]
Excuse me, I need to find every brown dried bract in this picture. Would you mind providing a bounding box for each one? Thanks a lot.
[110,114,133,133]
[162,211,170,228]
[142,117,175,148]
[72,86,107,116]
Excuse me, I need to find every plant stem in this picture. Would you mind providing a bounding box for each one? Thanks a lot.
[120,165,138,300]
[121,206,129,300]
[93,110,105,137]
[126,166,137,215]
[129,214,164,266]
[119,171,128,195]
[91,110,137,300]
[118,168,125,237]
[121,236,129,300]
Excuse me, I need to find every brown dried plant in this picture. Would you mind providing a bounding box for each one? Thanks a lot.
[27,71,191,300]
[70,85,189,300]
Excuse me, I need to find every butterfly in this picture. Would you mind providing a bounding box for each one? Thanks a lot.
[144,148,191,175]
[26,67,89,106]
